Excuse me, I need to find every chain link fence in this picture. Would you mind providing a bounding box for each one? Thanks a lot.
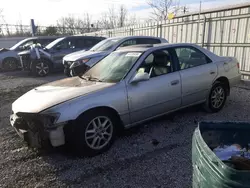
[0,24,101,37]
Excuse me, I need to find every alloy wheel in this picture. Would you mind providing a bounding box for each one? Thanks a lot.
[211,86,225,109]
[36,62,49,76]
[85,116,113,150]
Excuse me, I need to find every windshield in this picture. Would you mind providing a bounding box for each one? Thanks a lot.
[84,51,142,83]
[89,38,121,52]
[45,37,64,49]
[10,39,30,50]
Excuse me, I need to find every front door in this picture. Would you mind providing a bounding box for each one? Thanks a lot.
[126,49,181,123]
[52,38,76,69]
[173,47,217,106]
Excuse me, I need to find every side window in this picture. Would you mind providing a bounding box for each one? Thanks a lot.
[84,38,96,47]
[75,38,85,48]
[56,38,75,49]
[119,39,137,47]
[137,38,161,44]
[137,49,173,78]
[94,38,104,44]
[175,47,212,70]
[38,39,54,46]
[19,40,34,50]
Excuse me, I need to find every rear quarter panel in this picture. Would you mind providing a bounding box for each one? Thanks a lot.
[214,57,241,87]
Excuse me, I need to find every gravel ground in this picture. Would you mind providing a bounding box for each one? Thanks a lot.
[0,71,250,188]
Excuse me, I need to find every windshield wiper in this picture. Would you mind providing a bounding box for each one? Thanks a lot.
[89,76,103,82]
[79,75,90,81]
[79,75,103,82]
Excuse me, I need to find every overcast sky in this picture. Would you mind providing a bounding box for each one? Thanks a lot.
[1,0,250,26]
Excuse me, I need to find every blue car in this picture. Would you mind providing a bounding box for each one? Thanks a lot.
[18,36,105,76]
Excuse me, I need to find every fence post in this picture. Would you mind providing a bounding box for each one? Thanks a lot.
[156,23,159,37]
[202,17,206,47]
[159,24,163,38]
[130,28,134,36]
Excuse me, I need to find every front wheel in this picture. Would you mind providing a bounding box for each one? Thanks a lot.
[31,60,51,77]
[204,82,227,113]
[69,110,117,156]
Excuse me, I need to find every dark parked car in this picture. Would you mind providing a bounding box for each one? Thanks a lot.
[0,36,59,71]
[18,36,106,76]
[63,36,168,77]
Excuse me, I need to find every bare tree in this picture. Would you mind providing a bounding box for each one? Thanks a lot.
[118,5,127,28]
[98,12,112,29]
[0,9,3,36]
[108,6,117,29]
[98,5,130,29]
[147,0,179,21]
[0,9,10,36]
[126,14,138,26]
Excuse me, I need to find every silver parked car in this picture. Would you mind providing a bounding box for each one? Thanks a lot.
[10,43,241,156]
[63,36,168,76]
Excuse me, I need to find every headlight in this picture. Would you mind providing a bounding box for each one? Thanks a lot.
[41,112,61,125]
[69,59,90,69]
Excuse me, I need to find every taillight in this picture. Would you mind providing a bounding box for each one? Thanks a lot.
[237,62,240,69]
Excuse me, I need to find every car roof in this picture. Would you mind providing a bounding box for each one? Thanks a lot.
[65,35,106,39]
[116,43,202,52]
[109,36,166,41]
[115,43,220,62]
[26,36,59,40]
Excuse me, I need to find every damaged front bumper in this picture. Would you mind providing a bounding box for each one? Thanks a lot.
[10,112,66,148]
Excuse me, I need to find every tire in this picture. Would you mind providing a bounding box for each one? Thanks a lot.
[31,59,51,77]
[204,81,227,113]
[2,57,18,71]
[68,110,117,156]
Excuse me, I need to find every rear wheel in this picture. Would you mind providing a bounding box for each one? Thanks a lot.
[204,82,227,113]
[68,110,117,156]
[2,58,18,71]
[31,59,51,77]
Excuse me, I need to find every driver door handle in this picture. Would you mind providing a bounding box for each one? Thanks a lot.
[171,80,179,85]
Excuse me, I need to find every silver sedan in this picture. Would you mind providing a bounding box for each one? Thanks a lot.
[10,43,241,156]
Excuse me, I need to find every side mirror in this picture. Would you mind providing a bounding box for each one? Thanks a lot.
[130,72,150,84]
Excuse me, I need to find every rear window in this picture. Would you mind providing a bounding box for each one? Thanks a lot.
[137,38,161,44]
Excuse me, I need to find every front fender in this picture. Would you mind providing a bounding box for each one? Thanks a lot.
[41,82,129,124]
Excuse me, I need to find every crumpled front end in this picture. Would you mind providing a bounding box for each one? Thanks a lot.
[10,112,67,148]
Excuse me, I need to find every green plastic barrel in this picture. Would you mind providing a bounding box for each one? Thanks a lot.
[192,121,250,188]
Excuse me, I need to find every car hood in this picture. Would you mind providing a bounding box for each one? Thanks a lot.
[0,48,10,53]
[12,77,115,113]
[64,50,108,61]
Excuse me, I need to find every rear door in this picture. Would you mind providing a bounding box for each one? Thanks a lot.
[173,46,217,106]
